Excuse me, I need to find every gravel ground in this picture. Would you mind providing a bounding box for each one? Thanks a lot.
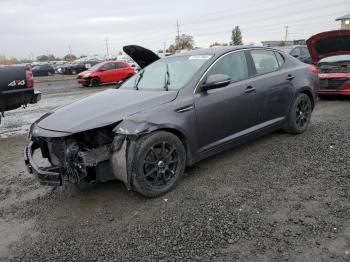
[0,91,349,261]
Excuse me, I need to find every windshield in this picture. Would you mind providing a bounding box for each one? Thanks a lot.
[88,62,104,71]
[319,55,350,64]
[120,55,212,91]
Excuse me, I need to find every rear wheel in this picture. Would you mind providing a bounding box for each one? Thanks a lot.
[90,77,100,87]
[132,131,186,198]
[284,93,312,134]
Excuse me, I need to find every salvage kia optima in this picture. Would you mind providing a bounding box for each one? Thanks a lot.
[24,45,318,197]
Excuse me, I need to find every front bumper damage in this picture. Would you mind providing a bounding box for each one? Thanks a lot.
[24,132,134,189]
[24,142,62,186]
[24,119,161,189]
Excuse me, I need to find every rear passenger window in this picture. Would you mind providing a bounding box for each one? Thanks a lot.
[101,63,116,71]
[116,62,126,69]
[275,52,285,67]
[250,50,279,75]
[207,51,248,82]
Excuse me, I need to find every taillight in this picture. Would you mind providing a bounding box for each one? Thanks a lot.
[309,65,318,74]
[26,69,34,88]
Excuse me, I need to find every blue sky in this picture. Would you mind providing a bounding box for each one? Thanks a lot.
[0,0,348,59]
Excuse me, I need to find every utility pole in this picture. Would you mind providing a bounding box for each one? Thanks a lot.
[284,26,289,42]
[163,42,166,57]
[68,45,72,55]
[105,37,110,58]
[176,20,180,38]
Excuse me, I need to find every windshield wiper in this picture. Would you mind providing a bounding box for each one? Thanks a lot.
[134,69,144,90]
[163,64,170,91]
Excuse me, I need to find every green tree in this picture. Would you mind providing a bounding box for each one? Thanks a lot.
[37,55,49,62]
[210,42,229,47]
[47,54,56,61]
[231,26,243,45]
[168,34,194,53]
[63,54,77,61]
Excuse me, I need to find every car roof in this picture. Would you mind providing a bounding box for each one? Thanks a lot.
[170,45,282,57]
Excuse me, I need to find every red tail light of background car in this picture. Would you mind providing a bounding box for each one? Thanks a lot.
[26,68,34,88]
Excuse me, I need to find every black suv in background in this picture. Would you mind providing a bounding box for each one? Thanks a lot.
[276,45,312,64]
[32,64,55,76]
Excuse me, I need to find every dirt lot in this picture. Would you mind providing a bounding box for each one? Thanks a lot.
[0,82,350,261]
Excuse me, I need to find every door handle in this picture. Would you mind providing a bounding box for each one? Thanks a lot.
[286,74,295,81]
[244,86,256,93]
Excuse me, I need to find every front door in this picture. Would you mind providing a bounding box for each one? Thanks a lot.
[100,63,116,83]
[194,50,259,152]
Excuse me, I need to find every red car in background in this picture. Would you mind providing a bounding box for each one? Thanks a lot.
[307,30,350,95]
[77,61,135,87]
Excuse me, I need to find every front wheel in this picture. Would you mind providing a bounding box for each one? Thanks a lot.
[132,131,186,198]
[90,77,100,87]
[284,93,312,134]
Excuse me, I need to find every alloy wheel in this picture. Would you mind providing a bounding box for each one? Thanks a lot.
[142,141,179,188]
[295,97,311,129]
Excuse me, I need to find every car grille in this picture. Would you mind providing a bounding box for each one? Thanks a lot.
[320,78,349,89]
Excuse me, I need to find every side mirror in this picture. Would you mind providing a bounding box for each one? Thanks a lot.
[99,68,106,72]
[202,74,231,91]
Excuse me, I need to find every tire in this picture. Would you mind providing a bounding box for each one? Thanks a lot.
[132,131,186,198]
[47,71,52,76]
[90,77,100,87]
[284,93,312,134]
[82,83,90,87]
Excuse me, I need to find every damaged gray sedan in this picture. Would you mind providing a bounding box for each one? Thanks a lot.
[24,45,318,197]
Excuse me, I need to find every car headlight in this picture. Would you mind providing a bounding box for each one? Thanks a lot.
[84,73,91,78]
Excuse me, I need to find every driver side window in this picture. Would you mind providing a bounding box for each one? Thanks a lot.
[206,51,248,82]
[101,63,116,71]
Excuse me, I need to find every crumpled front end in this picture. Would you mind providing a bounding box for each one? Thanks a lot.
[24,123,132,188]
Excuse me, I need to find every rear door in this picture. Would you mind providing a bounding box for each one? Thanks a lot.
[114,62,129,81]
[194,50,260,152]
[99,63,116,83]
[247,49,294,123]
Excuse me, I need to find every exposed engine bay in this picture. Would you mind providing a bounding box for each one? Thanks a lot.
[318,62,350,73]
[26,124,133,188]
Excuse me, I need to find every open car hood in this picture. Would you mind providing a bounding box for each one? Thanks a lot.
[306,30,350,63]
[123,45,160,68]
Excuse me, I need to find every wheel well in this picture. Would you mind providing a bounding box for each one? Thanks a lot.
[157,128,192,166]
[300,89,314,109]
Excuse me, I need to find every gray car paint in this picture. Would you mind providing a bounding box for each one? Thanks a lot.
[37,89,178,133]
[32,46,317,166]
